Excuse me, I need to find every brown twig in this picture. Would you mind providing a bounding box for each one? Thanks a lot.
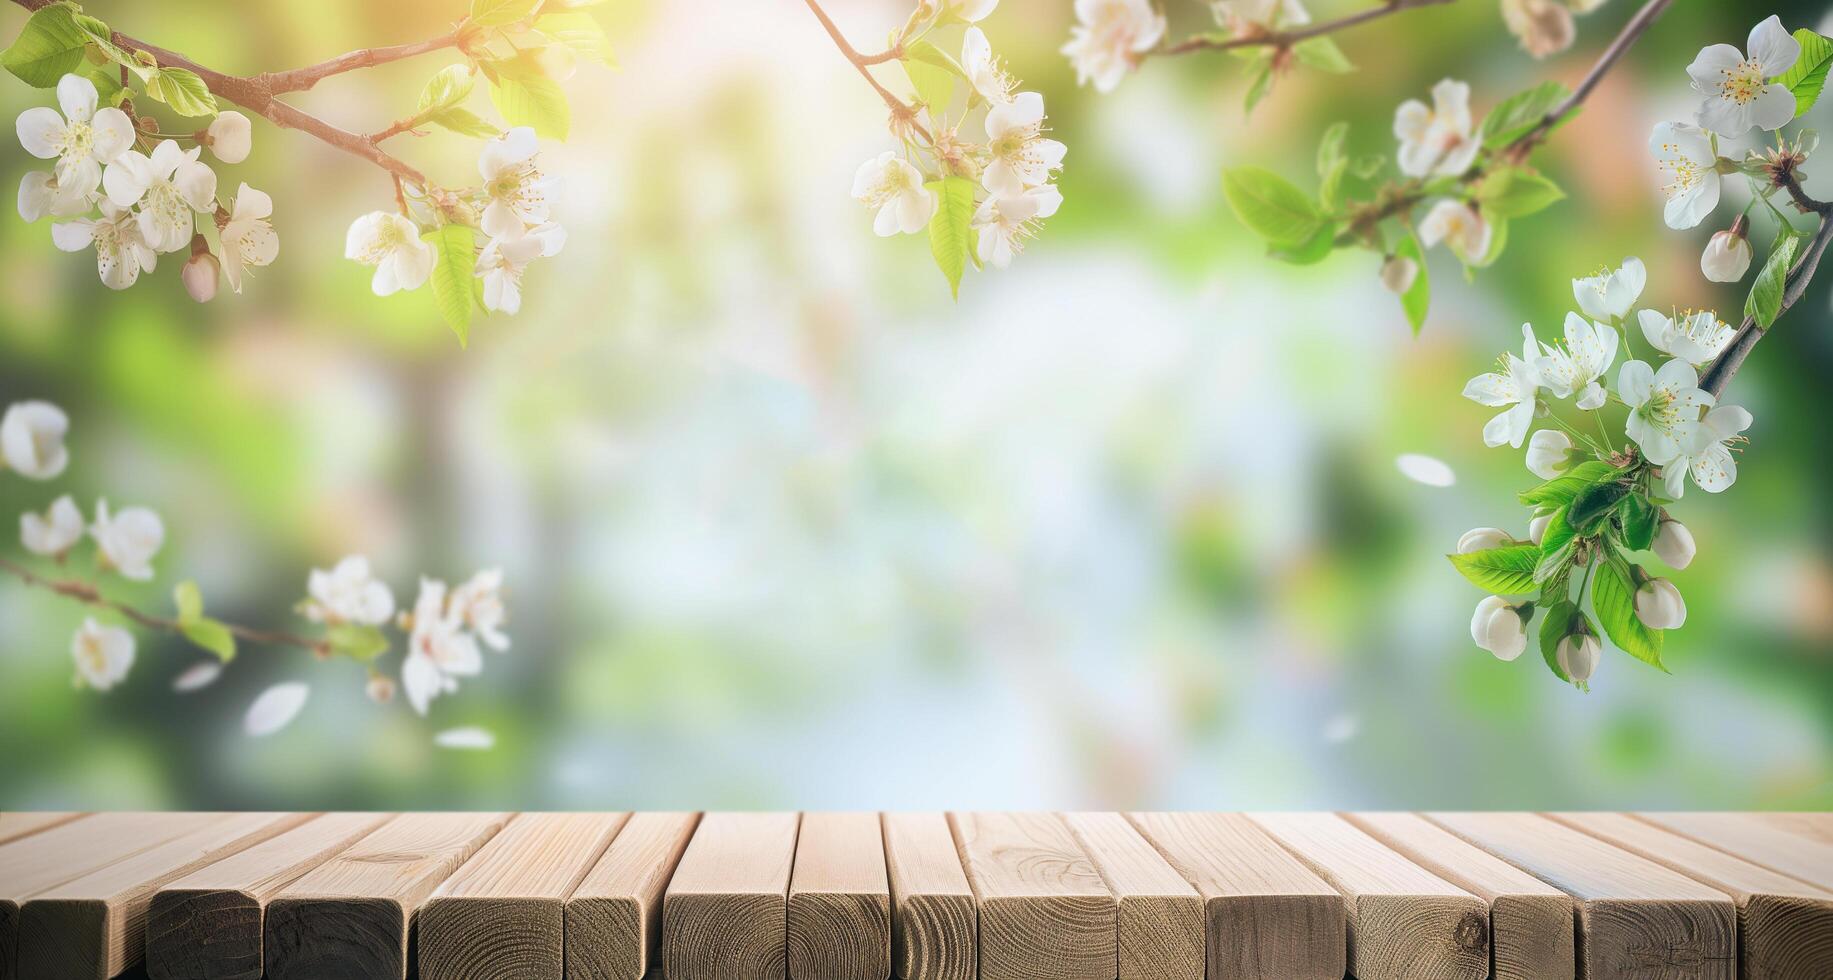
[258,30,464,95]
[1159,0,1459,57]
[0,555,331,655]
[1700,176,1833,398]
[802,0,931,143]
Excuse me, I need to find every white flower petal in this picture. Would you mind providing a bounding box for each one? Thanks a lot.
[1394,453,1455,487]
[244,682,310,736]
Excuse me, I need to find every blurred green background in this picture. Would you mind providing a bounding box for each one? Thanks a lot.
[1,0,1829,811]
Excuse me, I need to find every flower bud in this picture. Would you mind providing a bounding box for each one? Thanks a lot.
[1502,0,1576,59]
[1380,255,1418,294]
[1470,595,1529,661]
[1700,218,1752,283]
[1528,512,1553,545]
[1652,517,1696,570]
[1556,631,1600,684]
[1457,527,1512,554]
[182,251,220,303]
[366,673,397,705]
[205,110,253,164]
[1634,577,1687,630]
[1525,429,1573,480]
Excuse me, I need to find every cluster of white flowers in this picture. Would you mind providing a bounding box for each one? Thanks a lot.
[1388,78,1494,268]
[15,74,270,297]
[1061,0,1166,94]
[399,569,509,715]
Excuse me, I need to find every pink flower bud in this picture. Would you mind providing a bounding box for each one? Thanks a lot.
[182,251,220,303]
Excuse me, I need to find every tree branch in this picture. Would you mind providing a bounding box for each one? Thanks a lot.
[1700,177,1833,398]
[0,555,331,655]
[1160,0,1459,57]
[258,30,464,95]
[802,0,930,143]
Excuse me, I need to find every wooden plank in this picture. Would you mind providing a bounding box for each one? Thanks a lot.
[949,811,1115,980]
[145,812,396,980]
[1126,812,1344,980]
[1061,812,1203,980]
[661,812,799,980]
[1549,811,1833,980]
[1636,812,1833,890]
[16,811,313,980]
[1428,811,1736,980]
[787,812,891,980]
[419,812,628,980]
[1345,811,1575,980]
[1752,813,1833,846]
[881,812,974,980]
[1247,812,1487,980]
[262,812,510,980]
[566,812,701,980]
[0,812,83,846]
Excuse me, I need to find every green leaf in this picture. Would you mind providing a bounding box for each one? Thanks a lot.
[1221,166,1321,246]
[424,224,477,346]
[1394,231,1429,335]
[143,66,216,116]
[1,2,91,87]
[535,11,615,66]
[1538,508,1575,566]
[1568,478,1631,532]
[426,106,500,137]
[1316,122,1349,211]
[174,580,205,623]
[925,177,975,299]
[469,0,543,29]
[1470,210,1508,269]
[1745,229,1800,329]
[1448,545,1542,595]
[172,581,235,662]
[1538,600,1578,683]
[904,38,966,78]
[1293,37,1353,74]
[417,64,476,113]
[1519,460,1619,507]
[1268,222,1338,265]
[1592,554,1666,671]
[1475,168,1565,219]
[1242,64,1274,114]
[326,624,390,662]
[903,46,955,115]
[1778,29,1833,116]
[1618,494,1657,551]
[484,56,570,139]
[1481,80,1570,149]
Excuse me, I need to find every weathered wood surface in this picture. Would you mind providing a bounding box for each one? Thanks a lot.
[881,812,975,980]
[1636,812,1833,891]
[1062,812,1203,980]
[950,811,1116,980]
[1429,811,1738,980]
[1346,811,1575,980]
[660,811,798,980]
[566,812,700,980]
[787,812,891,980]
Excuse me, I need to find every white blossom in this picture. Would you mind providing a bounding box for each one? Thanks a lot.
[1213,0,1310,30]
[1555,631,1599,683]
[15,74,133,197]
[89,498,164,581]
[17,169,90,222]
[1532,312,1617,409]
[983,91,1065,195]
[401,578,483,716]
[1,400,70,480]
[1457,527,1513,553]
[1637,308,1734,366]
[1418,199,1491,264]
[478,127,559,240]
[938,0,999,23]
[1687,15,1800,137]
[1061,0,1166,94]
[852,151,935,237]
[1700,228,1752,282]
[1462,324,1542,449]
[21,495,82,557]
[345,211,434,295]
[1501,0,1575,59]
[1634,577,1687,629]
[205,110,252,164]
[1470,595,1528,661]
[303,555,396,627]
[1650,122,1720,230]
[1652,517,1696,569]
[476,223,564,315]
[1525,428,1572,480]
[973,184,1061,268]
[245,682,310,736]
[102,139,218,253]
[1618,358,1712,466]
[51,201,157,290]
[450,568,510,652]
[1394,79,1480,178]
[1678,403,1752,494]
[1571,257,1645,321]
[219,183,278,294]
[962,27,1015,104]
[72,617,133,691]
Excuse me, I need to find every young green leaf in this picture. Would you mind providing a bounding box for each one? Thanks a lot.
[1537,599,1578,682]
[1538,508,1575,564]
[1394,230,1429,335]
[1242,63,1274,114]
[426,106,500,138]
[1744,230,1800,329]
[1,2,91,87]
[1591,554,1666,670]
[327,624,390,662]
[172,580,236,662]
[1268,222,1338,265]
[469,0,542,29]
[1316,122,1349,211]
[1617,493,1658,551]
[1777,29,1833,116]
[926,177,976,299]
[1519,460,1619,507]
[904,52,955,115]
[425,224,477,346]
[418,64,476,113]
[143,66,217,116]
[535,11,616,66]
[1448,544,1542,595]
[1567,478,1630,532]
[1221,166,1321,245]
[1293,37,1353,74]
[904,38,966,78]
[1481,80,1571,149]
[1475,168,1565,219]
[174,580,206,623]
[484,55,570,139]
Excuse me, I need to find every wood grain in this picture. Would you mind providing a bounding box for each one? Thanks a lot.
[263,811,510,980]
[949,811,1115,980]
[1062,812,1203,980]
[1127,812,1344,980]
[145,812,394,980]
[1549,811,1833,980]
[419,812,627,980]
[566,812,701,980]
[787,812,891,980]
[1345,811,1574,980]
[662,812,799,980]
[1429,811,1736,980]
[1248,812,1487,980]
[1636,813,1833,891]
[880,812,975,980]
[1,810,226,978]
[16,811,312,980]
[0,812,83,846]
[1751,813,1833,846]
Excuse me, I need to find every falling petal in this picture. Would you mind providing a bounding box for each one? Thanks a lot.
[434,726,496,751]
[244,682,309,737]
[1395,453,1456,487]
[172,661,222,693]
